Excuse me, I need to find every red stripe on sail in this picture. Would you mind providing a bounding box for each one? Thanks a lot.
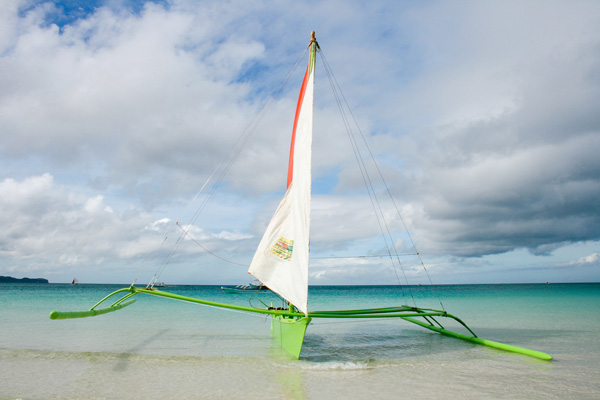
[287,63,311,189]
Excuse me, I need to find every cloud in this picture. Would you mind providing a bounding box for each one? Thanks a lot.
[1,1,600,283]
[571,253,600,266]
[0,173,254,280]
[1,1,272,200]
[0,174,153,272]
[408,133,600,257]
[379,1,600,259]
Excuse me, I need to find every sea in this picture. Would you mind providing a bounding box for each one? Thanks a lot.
[1,283,599,399]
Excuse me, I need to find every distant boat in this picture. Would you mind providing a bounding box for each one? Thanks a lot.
[146,281,167,290]
[221,283,269,293]
[71,278,78,285]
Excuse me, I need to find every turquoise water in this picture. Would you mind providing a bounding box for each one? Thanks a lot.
[1,283,599,399]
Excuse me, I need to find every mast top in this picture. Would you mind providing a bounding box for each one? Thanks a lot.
[309,31,319,50]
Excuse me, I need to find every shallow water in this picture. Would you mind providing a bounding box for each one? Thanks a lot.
[1,283,599,399]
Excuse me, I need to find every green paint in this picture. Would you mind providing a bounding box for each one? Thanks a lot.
[401,316,553,361]
[49,299,136,320]
[49,286,553,361]
[271,315,312,359]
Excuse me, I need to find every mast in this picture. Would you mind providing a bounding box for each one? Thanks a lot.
[248,32,318,316]
[286,32,318,189]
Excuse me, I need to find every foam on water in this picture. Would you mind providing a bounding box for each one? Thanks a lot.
[300,359,374,370]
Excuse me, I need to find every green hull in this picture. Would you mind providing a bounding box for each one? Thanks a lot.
[271,315,312,359]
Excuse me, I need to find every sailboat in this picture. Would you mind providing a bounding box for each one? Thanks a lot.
[49,32,552,361]
[220,281,269,293]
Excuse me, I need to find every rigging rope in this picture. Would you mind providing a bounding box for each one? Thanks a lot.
[319,49,445,311]
[151,41,446,313]
[175,222,248,267]
[149,48,309,285]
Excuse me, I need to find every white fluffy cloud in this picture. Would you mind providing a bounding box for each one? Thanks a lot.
[0,173,254,281]
[0,174,152,274]
[1,1,599,283]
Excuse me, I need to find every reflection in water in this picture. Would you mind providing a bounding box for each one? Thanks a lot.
[113,329,170,371]
[277,367,305,400]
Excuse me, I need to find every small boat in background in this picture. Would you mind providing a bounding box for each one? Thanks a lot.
[220,283,269,293]
[71,278,78,285]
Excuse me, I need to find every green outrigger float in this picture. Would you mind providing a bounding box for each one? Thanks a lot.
[50,32,552,361]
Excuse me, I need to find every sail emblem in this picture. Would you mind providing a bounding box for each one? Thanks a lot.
[270,237,294,260]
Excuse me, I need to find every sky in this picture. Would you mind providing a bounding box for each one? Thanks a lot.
[1,0,599,285]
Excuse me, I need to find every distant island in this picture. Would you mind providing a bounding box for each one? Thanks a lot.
[0,276,49,284]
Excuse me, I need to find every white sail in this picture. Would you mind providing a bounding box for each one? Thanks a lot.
[248,41,316,316]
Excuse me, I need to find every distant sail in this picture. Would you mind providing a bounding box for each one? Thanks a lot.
[248,43,316,316]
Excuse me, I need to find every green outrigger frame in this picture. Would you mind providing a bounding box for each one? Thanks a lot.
[50,285,552,361]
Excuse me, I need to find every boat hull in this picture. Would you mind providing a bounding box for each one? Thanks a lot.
[271,315,311,359]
